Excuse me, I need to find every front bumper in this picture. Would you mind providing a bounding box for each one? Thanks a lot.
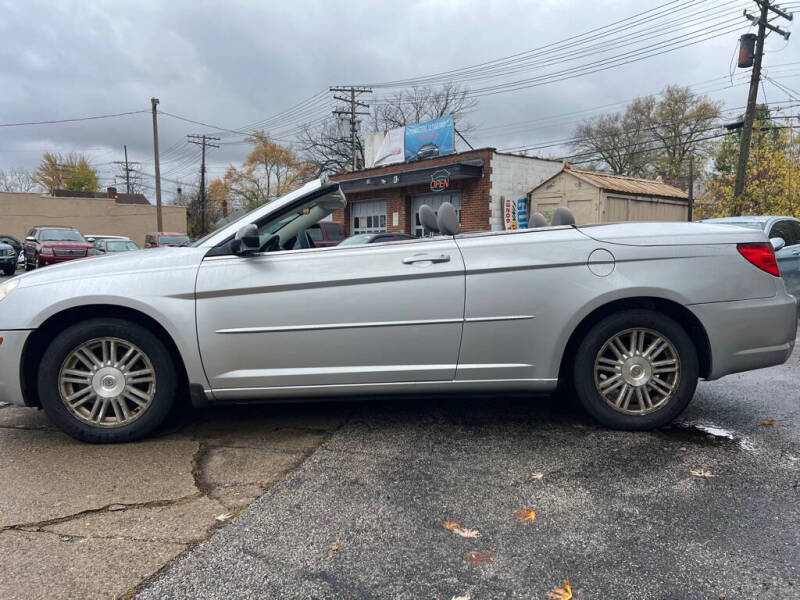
[0,258,15,269]
[690,291,798,380]
[0,330,31,406]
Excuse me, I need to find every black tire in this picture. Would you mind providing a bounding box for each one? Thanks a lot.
[37,318,177,443]
[572,309,698,430]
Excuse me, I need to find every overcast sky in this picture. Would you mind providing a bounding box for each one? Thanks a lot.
[1,0,797,198]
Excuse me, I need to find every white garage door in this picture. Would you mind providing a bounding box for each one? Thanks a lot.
[350,199,387,235]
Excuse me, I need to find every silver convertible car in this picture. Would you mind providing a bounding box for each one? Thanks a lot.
[0,178,796,442]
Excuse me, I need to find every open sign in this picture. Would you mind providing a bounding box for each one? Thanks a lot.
[430,169,450,192]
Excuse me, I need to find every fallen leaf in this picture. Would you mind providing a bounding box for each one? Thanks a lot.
[451,595,471,600]
[548,578,573,600]
[690,469,716,479]
[215,512,233,522]
[330,540,340,552]
[513,508,537,522]
[762,418,775,426]
[530,471,545,480]
[443,520,479,538]
[454,527,479,539]
[464,551,493,566]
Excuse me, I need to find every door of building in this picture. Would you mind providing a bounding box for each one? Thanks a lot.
[411,192,462,237]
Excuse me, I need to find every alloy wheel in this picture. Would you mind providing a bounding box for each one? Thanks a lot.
[593,328,680,415]
[58,337,156,428]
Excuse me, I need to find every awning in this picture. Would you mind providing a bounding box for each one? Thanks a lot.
[337,159,484,194]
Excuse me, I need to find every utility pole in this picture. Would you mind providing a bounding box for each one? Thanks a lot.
[330,86,372,171]
[187,134,220,236]
[687,153,694,222]
[113,145,140,194]
[733,1,793,213]
[151,97,163,231]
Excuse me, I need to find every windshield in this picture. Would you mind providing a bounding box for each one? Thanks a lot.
[40,229,85,242]
[107,241,139,252]
[338,234,373,246]
[158,235,190,245]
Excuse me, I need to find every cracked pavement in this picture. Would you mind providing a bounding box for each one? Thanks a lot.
[0,401,347,600]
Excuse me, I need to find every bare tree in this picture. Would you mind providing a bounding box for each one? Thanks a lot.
[370,82,478,131]
[571,97,655,177]
[300,83,477,175]
[569,86,721,187]
[0,167,41,192]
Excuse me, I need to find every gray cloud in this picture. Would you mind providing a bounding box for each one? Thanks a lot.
[0,0,795,194]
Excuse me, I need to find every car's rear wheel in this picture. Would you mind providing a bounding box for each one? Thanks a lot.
[572,309,698,430]
[37,318,177,443]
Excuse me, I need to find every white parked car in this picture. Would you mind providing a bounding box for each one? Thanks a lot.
[0,179,796,442]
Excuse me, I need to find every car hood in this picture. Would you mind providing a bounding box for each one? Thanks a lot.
[576,221,768,246]
[14,246,207,289]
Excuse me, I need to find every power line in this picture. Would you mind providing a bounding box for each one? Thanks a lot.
[0,109,149,127]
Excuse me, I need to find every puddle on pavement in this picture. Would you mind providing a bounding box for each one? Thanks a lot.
[660,422,755,451]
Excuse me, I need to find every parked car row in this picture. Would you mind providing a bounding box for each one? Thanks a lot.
[0,227,192,274]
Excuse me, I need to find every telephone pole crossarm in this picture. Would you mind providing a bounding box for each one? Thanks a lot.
[330,86,373,172]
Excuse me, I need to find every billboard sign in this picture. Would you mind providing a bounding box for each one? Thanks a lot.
[373,127,405,167]
[404,115,454,162]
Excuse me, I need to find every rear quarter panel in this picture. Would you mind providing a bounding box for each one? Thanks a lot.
[454,228,778,382]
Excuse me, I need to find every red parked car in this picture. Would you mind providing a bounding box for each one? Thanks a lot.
[144,232,191,248]
[23,226,95,270]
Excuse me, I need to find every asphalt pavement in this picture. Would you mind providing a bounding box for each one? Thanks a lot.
[137,336,800,600]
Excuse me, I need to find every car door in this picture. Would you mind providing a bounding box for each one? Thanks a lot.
[195,237,466,395]
[769,219,800,296]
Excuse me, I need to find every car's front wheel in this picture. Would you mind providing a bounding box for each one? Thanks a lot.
[572,309,698,430]
[37,318,177,443]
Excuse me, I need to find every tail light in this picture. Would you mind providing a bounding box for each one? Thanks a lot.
[737,242,780,277]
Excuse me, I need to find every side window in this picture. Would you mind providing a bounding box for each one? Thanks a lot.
[770,221,795,246]
[307,226,323,242]
[323,223,344,241]
[782,221,800,247]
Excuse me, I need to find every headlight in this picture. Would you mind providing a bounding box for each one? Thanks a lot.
[0,278,19,301]
[40,247,54,255]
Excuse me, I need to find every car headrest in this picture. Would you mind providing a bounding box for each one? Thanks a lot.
[530,212,549,228]
[437,202,460,235]
[418,204,439,233]
[550,207,575,226]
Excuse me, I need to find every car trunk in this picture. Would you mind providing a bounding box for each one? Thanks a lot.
[576,222,767,246]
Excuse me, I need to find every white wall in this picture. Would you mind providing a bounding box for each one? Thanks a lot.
[488,153,562,230]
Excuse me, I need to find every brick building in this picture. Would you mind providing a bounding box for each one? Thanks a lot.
[329,148,561,237]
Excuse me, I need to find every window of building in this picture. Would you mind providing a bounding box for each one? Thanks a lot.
[351,199,388,235]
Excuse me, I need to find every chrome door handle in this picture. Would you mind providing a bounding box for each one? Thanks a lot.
[402,253,451,264]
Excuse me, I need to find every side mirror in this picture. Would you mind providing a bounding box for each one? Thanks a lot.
[770,237,786,252]
[86,237,95,243]
[25,236,35,242]
[231,224,260,255]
